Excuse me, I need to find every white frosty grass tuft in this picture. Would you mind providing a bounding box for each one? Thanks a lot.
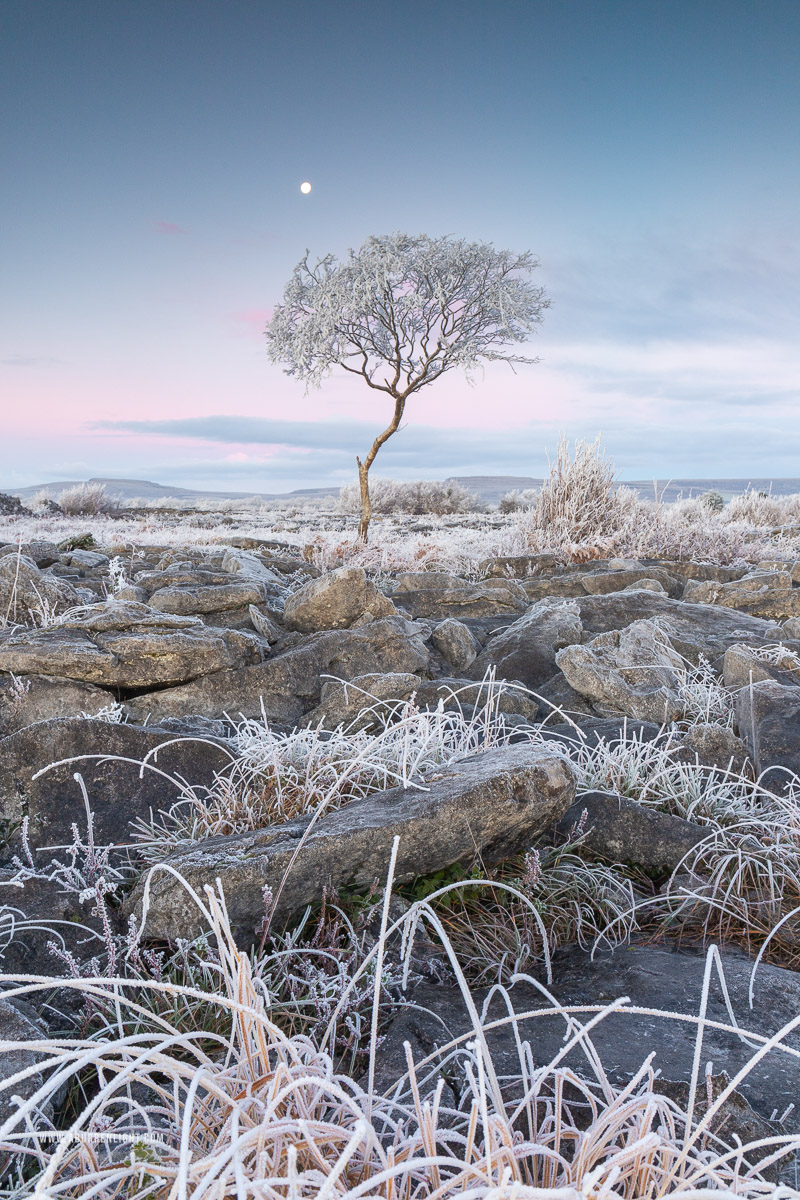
[132,675,540,857]
[2,872,800,1196]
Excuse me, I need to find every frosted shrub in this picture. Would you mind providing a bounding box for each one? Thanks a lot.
[723,489,800,527]
[338,477,481,516]
[498,487,539,513]
[515,435,638,552]
[28,488,61,514]
[699,489,724,513]
[58,482,118,516]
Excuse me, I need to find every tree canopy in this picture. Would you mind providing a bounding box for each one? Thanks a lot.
[266,232,549,538]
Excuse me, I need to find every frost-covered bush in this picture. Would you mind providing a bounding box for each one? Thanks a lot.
[58,482,118,516]
[28,488,62,515]
[699,489,724,513]
[723,489,800,527]
[337,477,481,516]
[516,435,636,548]
[498,487,539,513]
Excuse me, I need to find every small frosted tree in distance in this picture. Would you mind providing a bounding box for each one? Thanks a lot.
[266,232,549,541]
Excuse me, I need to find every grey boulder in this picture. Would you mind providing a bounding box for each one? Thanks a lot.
[466,599,584,690]
[429,618,479,671]
[557,790,708,875]
[284,567,396,632]
[303,672,423,731]
[374,944,800,1125]
[0,717,234,854]
[676,723,752,775]
[556,619,686,724]
[735,679,800,787]
[129,743,576,940]
[0,673,116,735]
[723,643,800,690]
[0,555,78,624]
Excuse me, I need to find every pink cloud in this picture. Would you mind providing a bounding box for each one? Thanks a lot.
[232,307,273,330]
[153,221,186,236]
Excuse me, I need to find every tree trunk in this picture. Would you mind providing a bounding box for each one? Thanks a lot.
[357,456,372,542]
[355,393,407,543]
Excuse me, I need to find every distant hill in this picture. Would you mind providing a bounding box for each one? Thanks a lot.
[6,474,800,507]
[450,477,800,504]
[7,477,339,503]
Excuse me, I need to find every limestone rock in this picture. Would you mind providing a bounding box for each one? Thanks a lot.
[128,743,576,939]
[723,643,800,690]
[556,619,685,724]
[411,677,539,722]
[535,671,598,717]
[220,547,284,584]
[373,944,800,1124]
[149,580,271,615]
[683,571,800,621]
[429,618,479,671]
[133,563,234,594]
[557,790,708,875]
[126,616,430,724]
[303,672,422,731]
[0,673,116,735]
[0,717,234,854]
[64,548,109,570]
[0,540,60,568]
[676,723,751,774]
[479,552,561,577]
[248,605,283,642]
[284,567,396,632]
[0,869,125,977]
[735,679,800,786]
[0,997,53,1127]
[571,591,781,662]
[0,601,262,689]
[466,599,583,689]
[0,554,79,624]
[391,574,529,619]
[521,565,682,603]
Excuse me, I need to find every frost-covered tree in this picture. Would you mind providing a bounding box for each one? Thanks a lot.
[266,232,549,540]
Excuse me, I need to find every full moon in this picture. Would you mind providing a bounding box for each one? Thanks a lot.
[300,181,312,194]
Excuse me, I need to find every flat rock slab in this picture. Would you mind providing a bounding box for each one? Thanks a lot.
[392,579,530,620]
[0,601,262,688]
[0,718,234,853]
[522,566,683,603]
[0,673,116,735]
[129,743,576,941]
[148,580,272,614]
[126,617,430,724]
[684,573,800,621]
[375,944,800,1123]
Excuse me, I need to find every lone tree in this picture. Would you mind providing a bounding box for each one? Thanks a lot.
[266,232,549,541]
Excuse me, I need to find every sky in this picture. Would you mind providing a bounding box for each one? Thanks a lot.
[1,0,799,494]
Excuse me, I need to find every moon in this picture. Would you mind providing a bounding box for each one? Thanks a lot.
[300,181,312,194]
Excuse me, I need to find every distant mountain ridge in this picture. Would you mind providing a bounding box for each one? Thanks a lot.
[7,478,340,503]
[6,475,800,507]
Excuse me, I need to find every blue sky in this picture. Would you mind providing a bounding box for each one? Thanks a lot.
[2,0,799,492]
